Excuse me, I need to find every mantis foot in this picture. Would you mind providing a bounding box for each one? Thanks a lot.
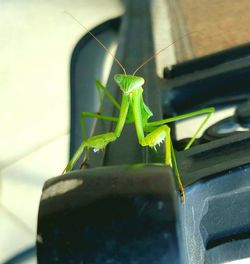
[179,184,185,204]
[80,160,90,169]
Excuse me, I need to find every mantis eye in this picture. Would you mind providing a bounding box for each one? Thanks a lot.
[114,74,124,84]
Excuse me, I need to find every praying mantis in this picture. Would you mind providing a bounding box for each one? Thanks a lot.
[63,13,215,203]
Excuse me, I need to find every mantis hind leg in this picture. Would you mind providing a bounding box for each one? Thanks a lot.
[170,139,185,203]
[183,108,214,150]
[141,125,185,203]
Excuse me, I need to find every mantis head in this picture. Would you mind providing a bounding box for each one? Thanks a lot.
[114,74,145,95]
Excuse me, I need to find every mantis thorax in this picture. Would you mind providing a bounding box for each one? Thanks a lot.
[114,74,145,95]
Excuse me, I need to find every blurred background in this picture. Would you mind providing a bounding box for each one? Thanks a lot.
[0,0,124,262]
[1,0,250,263]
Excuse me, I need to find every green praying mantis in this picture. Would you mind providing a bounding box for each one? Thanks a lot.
[63,13,215,203]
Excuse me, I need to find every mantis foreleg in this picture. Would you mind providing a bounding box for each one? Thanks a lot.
[141,107,215,202]
[80,112,120,168]
[138,124,185,203]
[144,125,185,202]
[63,94,130,174]
[130,89,185,202]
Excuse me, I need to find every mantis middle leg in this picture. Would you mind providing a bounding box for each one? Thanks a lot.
[85,80,120,139]
[79,79,121,166]
[82,80,121,139]
[145,107,215,150]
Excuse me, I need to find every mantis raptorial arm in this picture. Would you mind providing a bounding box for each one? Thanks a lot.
[138,107,214,202]
[63,94,129,174]
[79,112,120,167]
[130,88,185,202]
[75,80,123,166]
[141,124,185,202]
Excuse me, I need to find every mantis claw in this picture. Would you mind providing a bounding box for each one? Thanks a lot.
[179,185,185,204]
[62,132,117,174]
[86,132,117,150]
[80,161,90,169]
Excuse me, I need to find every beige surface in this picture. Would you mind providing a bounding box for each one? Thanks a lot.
[0,1,124,262]
[179,0,250,58]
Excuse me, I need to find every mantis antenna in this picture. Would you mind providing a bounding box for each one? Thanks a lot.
[64,11,127,75]
[132,31,201,76]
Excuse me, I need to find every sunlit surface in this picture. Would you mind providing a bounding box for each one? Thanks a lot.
[0,1,123,262]
[175,106,236,140]
[225,258,250,264]
[177,0,250,59]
